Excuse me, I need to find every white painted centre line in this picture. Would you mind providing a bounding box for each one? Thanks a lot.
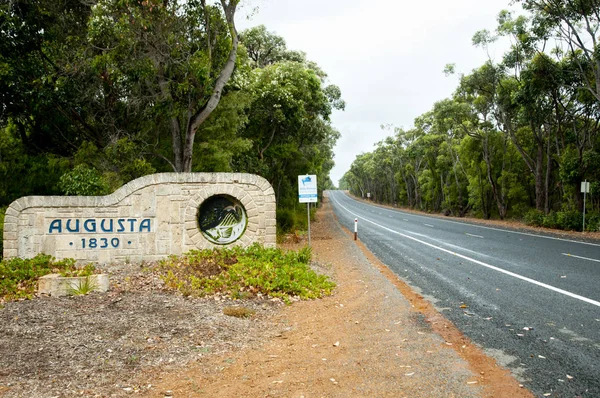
[466,233,484,239]
[424,224,434,228]
[330,194,600,308]
[562,253,600,263]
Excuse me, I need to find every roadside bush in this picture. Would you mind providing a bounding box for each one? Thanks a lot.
[276,206,316,234]
[541,211,558,229]
[556,210,582,231]
[584,211,600,231]
[276,208,295,232]
[0,254,80,302]
[523,209,544,227]
[508,203,527,219]
[58,164,110,196]
[523,208,584,231]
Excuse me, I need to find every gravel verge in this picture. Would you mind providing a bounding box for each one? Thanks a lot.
[0,263,283,397]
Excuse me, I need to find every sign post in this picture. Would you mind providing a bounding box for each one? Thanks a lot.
[298,175,318,246]
[581,180,590,232]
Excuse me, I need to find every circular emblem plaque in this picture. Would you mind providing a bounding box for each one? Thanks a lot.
[198,195,247,245]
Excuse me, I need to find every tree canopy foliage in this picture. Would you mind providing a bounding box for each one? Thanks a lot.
[341,4,600,231]
[0,2,342,242]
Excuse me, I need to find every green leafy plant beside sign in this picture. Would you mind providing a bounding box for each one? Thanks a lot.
[0,254,95,303]
[158,244,334,303]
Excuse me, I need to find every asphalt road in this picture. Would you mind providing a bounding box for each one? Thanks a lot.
[328,190,600,397]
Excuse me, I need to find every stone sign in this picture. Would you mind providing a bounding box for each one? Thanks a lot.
[2,173,276,262]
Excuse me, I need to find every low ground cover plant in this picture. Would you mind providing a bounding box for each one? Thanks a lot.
[1,245,334,305]
[158,244,335,303]
[0,254,95,303]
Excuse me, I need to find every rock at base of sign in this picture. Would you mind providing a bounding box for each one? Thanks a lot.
[38,274,109,297]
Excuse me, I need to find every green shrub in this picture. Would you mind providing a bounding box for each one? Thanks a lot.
[0,254,80,302]
[276,208,295,232]
[276,206,316,233]
[523,209,544,227]
[541,211,558,229]
[58,164,110,196]
[158,244,334,303]
[584,211,600,232]
[508,203,527,219]
[523,208,585,231]
[556,210,582,231]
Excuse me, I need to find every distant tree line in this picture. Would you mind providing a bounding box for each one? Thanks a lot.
[0,0,344,252]
[341,1,600,231]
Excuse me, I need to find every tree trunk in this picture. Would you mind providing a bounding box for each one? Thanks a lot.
[535,136,545,212]
[544,128,552,214]
[178,0,239,172]
[483,135,507,219]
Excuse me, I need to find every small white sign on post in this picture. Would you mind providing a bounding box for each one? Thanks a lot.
[298,175,317,246]
[581,181,590,193]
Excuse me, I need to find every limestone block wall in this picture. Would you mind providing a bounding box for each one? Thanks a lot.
[2,173,276,262]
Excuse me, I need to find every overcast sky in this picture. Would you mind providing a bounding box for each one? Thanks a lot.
[237,0,518,185]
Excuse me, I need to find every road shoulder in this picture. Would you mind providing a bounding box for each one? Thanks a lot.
[148,198,531,397]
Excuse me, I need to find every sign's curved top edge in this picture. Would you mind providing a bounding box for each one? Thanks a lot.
[7,173,273,212]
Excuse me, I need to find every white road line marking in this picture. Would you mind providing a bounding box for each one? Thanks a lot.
[330,194,600,308]
[561,253,600,263]
[403,219,409,221]
[339,192,600,247]
[466,233,484,239]
[424,224,434,228]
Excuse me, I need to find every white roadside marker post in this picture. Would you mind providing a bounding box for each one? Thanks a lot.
[354,218,358,241]
[581,180,590,232]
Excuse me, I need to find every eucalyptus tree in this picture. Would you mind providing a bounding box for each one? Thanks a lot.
[454,62,523,218]
[0,0,96,205]
[551,53,600,211]
[516,0,600,103]
[233,25,344,207]
[428,99,471,215]
[233,60,342,205]
[399,127,427,209]
[492,6,600,214]
[346,153,374,199]
[389,128,417,207]
[411,113,446,211]
[86,0,241,172]
[0,0,93,154]
[372,138,399,204]
[240,24,306,67]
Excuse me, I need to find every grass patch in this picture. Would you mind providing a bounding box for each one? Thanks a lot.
[67,275,98,296]
[222,306,256,318]
[158,244,335,303]
[0,254,93,303]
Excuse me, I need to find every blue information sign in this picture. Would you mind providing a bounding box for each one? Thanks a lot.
[298,175,318,203]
